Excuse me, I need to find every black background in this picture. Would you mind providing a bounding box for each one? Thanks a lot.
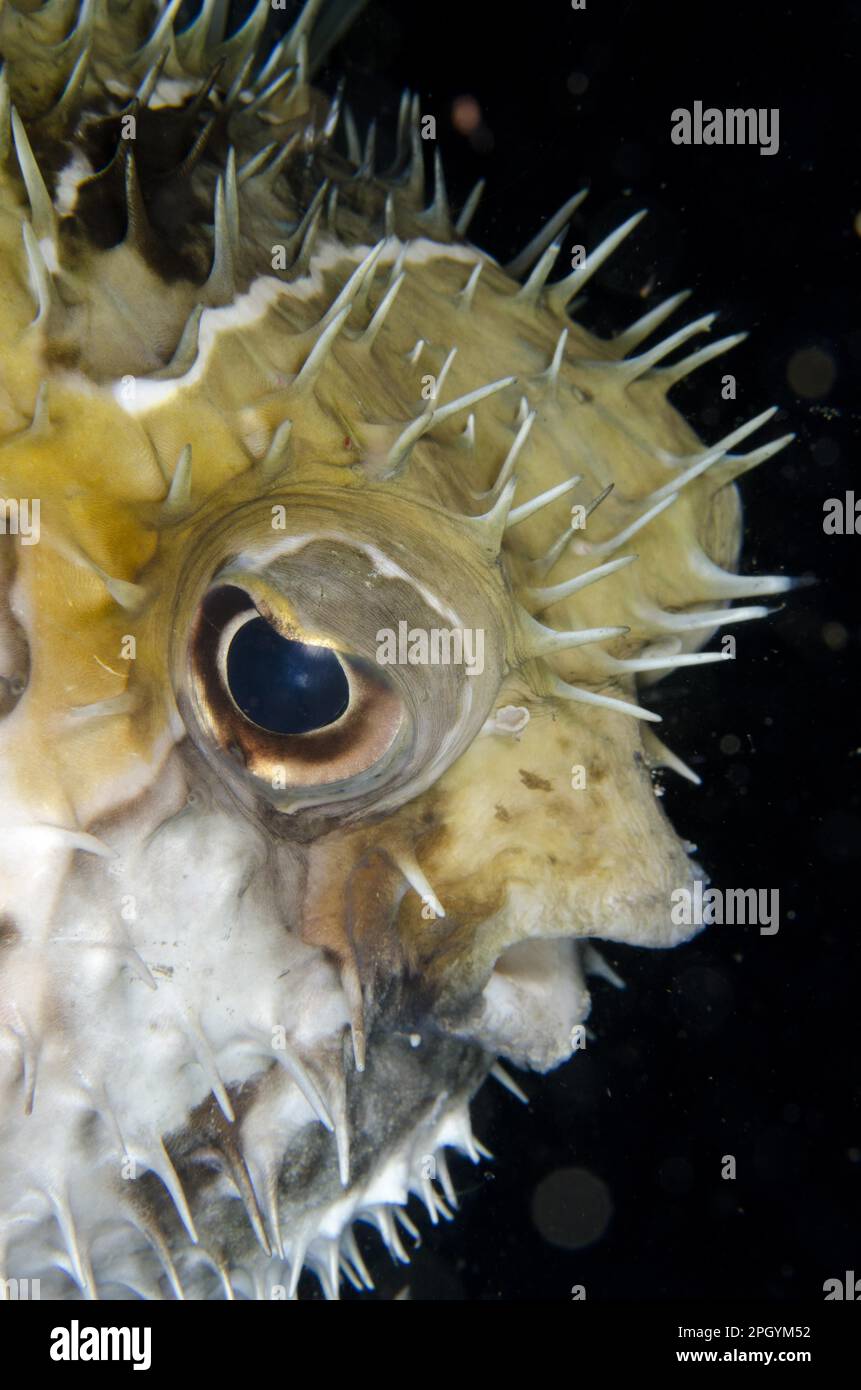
[269,0,859,1301]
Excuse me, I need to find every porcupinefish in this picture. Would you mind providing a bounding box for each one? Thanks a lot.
[0,0,795,1299]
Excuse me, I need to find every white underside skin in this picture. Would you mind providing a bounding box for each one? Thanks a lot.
[0,735,594,1299]
[0,749,336,1290]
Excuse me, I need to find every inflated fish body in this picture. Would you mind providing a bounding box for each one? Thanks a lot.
[0,0,793,1298]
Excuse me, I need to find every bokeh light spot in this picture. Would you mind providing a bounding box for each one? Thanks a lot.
[822,621,848,651]
[531,1166,613,1250]
[786,346,836,399]
[451,95,481,135]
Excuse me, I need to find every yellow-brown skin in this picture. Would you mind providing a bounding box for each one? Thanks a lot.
[0,226,737,971]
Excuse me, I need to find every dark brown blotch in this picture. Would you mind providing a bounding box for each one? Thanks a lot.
[519,769,552,792]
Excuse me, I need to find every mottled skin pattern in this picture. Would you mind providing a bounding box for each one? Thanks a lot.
[0,1,793,1298]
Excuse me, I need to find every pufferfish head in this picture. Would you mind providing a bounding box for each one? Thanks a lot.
[0,0,795,1299]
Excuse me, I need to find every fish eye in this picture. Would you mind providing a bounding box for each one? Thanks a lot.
[186,584,406,798]
[225,617,350,736]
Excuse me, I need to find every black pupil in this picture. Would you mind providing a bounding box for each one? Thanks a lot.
[226,618,350,735]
